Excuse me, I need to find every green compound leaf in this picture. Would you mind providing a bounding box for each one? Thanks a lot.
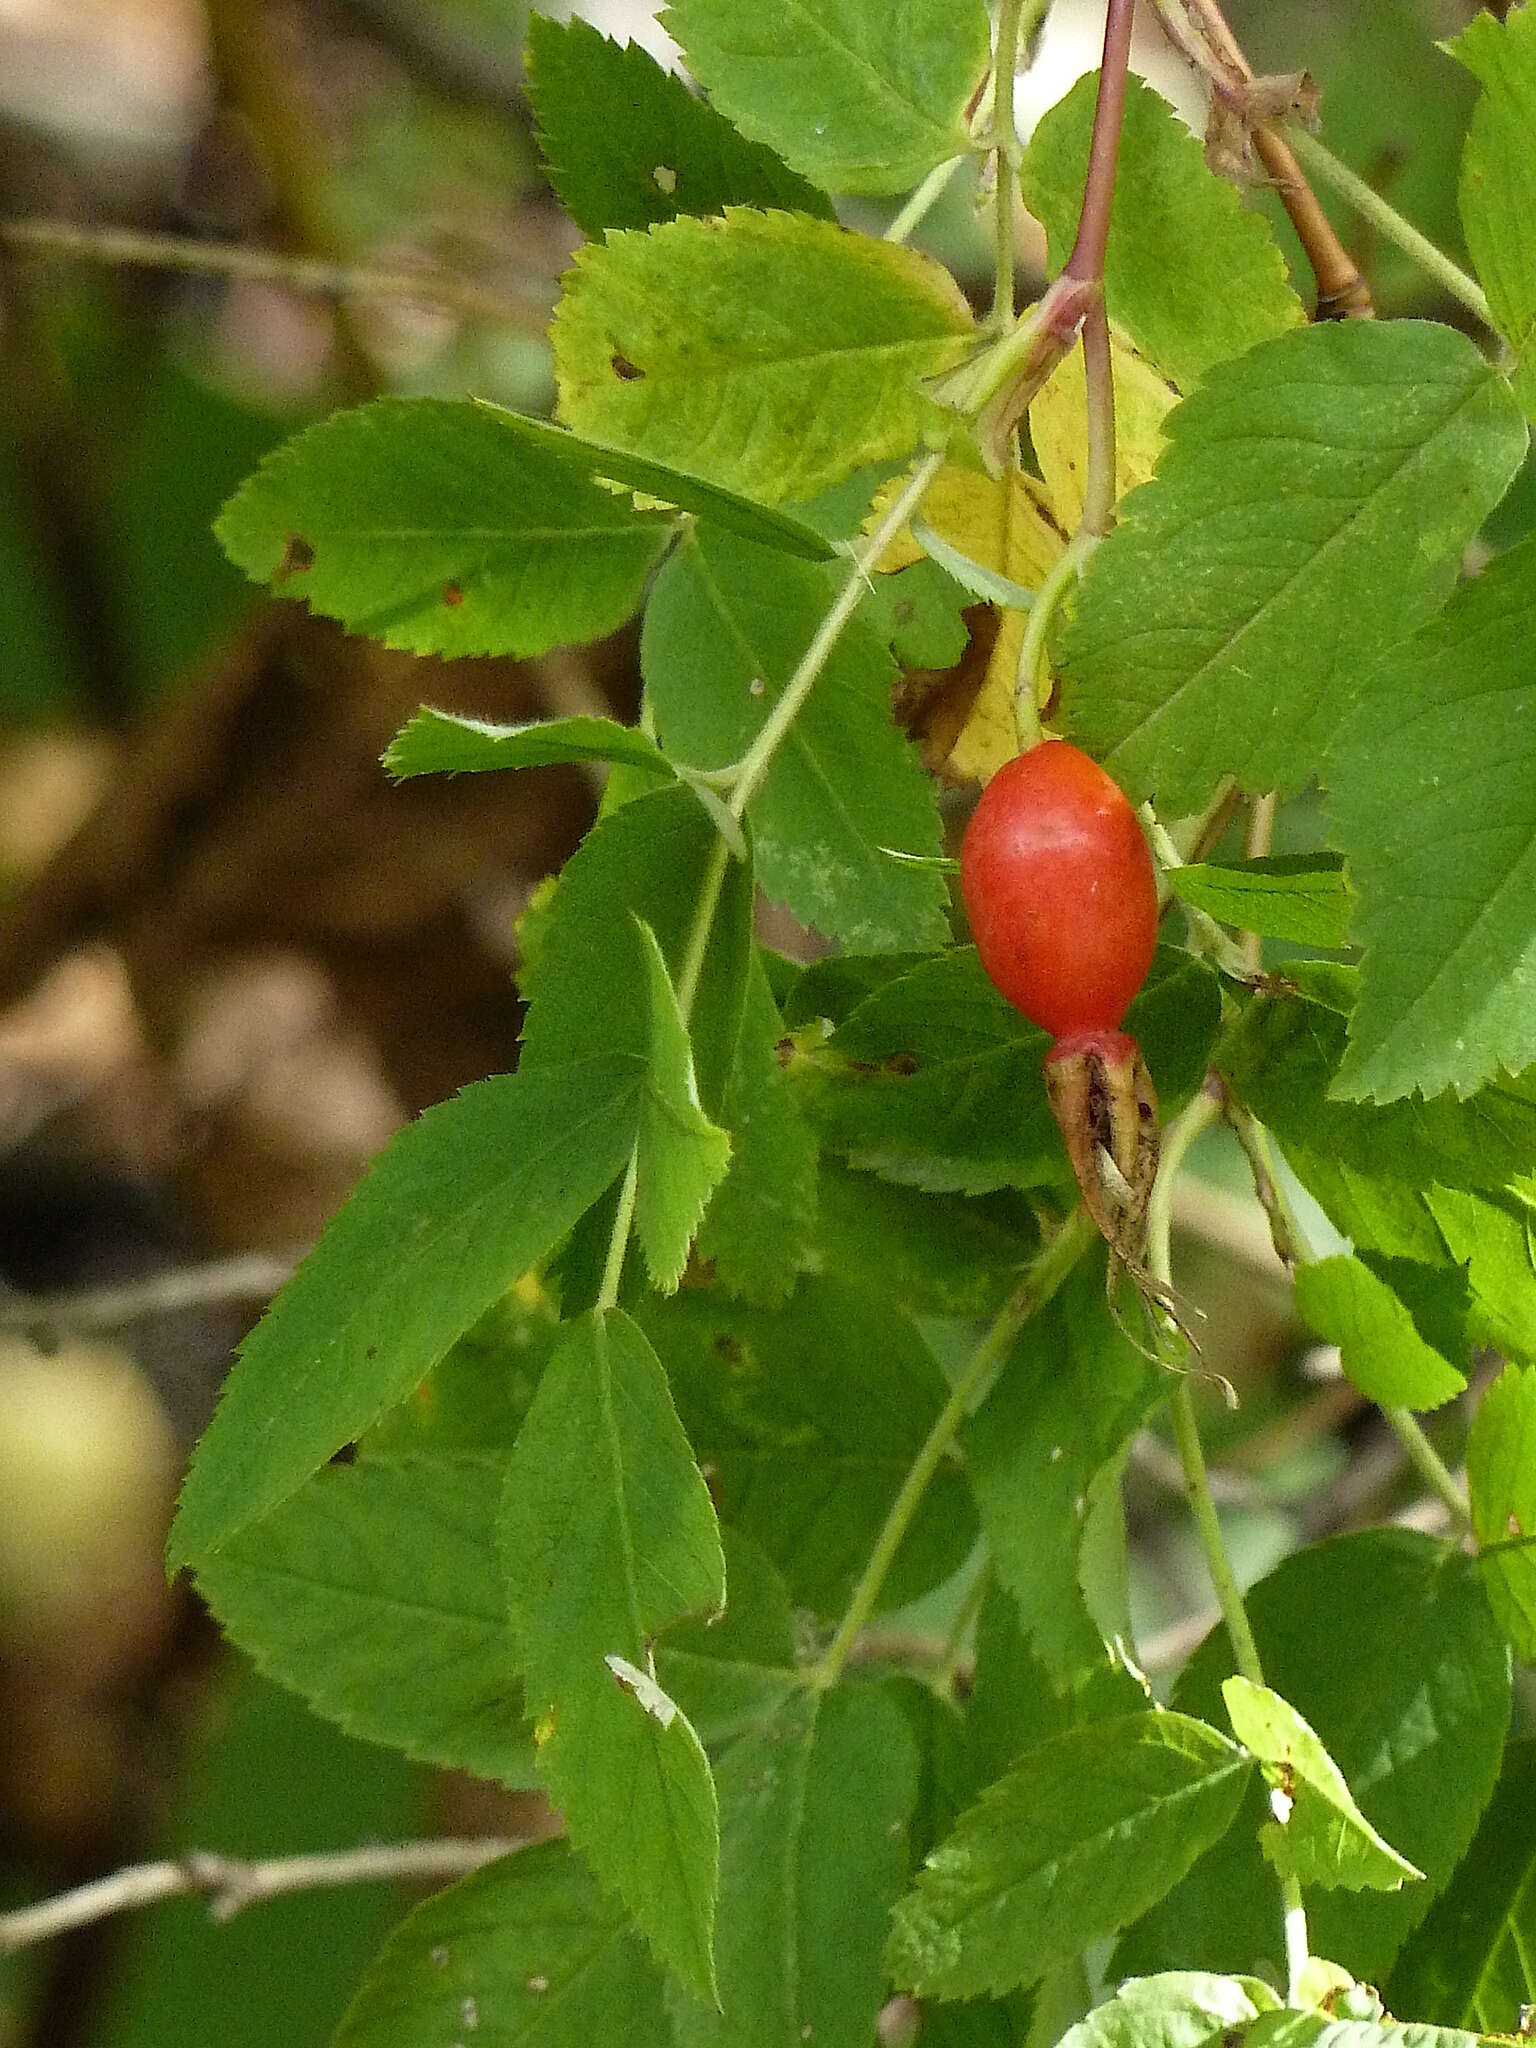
[1166,856,1351,951]
[1055,1973,1281,2048]
[1386,1739,1536,2031]
[1221,1677,1425,1894]
[631,916,733,1294]
[1219,972,1536,1196]
[1061,321,1529,813]
[1468,1363,1536,1663]
[694,952,819,1306]
[1448,3,1536,419]
[526,11,834,235]
[791,945,1219,1196]
[553,212,974,506]
[215,397,675,659]
[168,1057,644,1567]
[1114,1531,1512,1986]
[332,1841,668,2048]
[638,1275,977,1619]
[1293,1255,1467,1412]
[669,1685,918,2048]
[1020,71,1303,388]
[1327,534,1536,1103]
[642,524,949,953]
[384,707,673,783]
[196,1456,536,1787]
[660,0,989,195]
[966,1260,1168,1688]
[888,1711,1252,2001]
[500,1308,724,1999]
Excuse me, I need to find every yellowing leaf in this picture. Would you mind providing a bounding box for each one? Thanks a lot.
[1029,333,1179,534]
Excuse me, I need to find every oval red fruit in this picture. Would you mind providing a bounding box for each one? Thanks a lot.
[960,741,1158,1037]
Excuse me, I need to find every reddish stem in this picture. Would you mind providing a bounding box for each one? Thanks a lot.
[1064,0,1136,285]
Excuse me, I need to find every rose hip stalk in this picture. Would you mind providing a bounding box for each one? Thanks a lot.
[960,741,1162,1266]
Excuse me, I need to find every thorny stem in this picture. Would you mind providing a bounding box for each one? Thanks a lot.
[0,219,550,330]
[1284,125,1496,330]
[812,1207,1098,1689]
[1148,1087,1312,2002]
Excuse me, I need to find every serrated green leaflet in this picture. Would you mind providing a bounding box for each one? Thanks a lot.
[196,1456,535,1787]
[1115,1531,1511,1984]
[1468,1363,1536,1661]
[638,1276,976,1617]
[553,212,974,506]
[1328,534,1536,1102]
[660,0,988,194]
[888,1711,1251,2001]
[642,523,949,952]
[1426,1183,1536,1365]
[965,1261,1167,1687]
[1061,321,1529,812]
[332,1841,667,2048]
[1055,1973,1281,2048]
[1020,71,1303,388]
[656,1528,799,1751]
[1219,975,1536,1195]
[384,707,672,782]
[694,952,819,1305]
[361,1289,562,1458]
[1386,1740,1536,2031]
[669,1685,917,2047]
[1221,1677,1424,1893]
[631,915,733,1293]
[519,781,753,1113]
[500,1309,724,1998]
[1293,1255,1467,1411]
[526,11,834,235]
[168,1058,644,1566]
[1167,856,1350,951]
[215,397,675,658]
[1448,4,1536,418]
[792,946,1218,1197]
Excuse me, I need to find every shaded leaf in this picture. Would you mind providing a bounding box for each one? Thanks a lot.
[1468,1363,1536,1662]
[500,1309,724,1997]
[332,1841,668,2047]
[1061,322,1528,812]
[553,211,974,505]
[1327,534,1536,1102]
[527,11,834,234]
[669,1685,918,2047]
[196,1456,535,1786]
[1221,1677,1424,1893]
[1021,71,1303,387]
[1167,856,1350,951]
[1292,1255,1466,1411]
[660,0,989,194]
[888,1711,1251,2000]
[168,1058,644,1565]
[642,523,949,951]
[1426,1183,1536,1365]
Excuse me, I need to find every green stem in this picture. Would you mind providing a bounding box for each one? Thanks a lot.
[933,1564,991,1696]
[812,1206,1097,1689]
[727,449,945,819]
[1384,1407,1473,1531]
[1014,529,1097,745]
[992,0,1027,323]
[885,156,966,246]
[1284,125,1495,330]
[673,835,733,1021]
[1149,1090,1311,2003]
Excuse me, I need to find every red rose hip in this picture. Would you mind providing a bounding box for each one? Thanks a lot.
[960,740,1158,1037]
